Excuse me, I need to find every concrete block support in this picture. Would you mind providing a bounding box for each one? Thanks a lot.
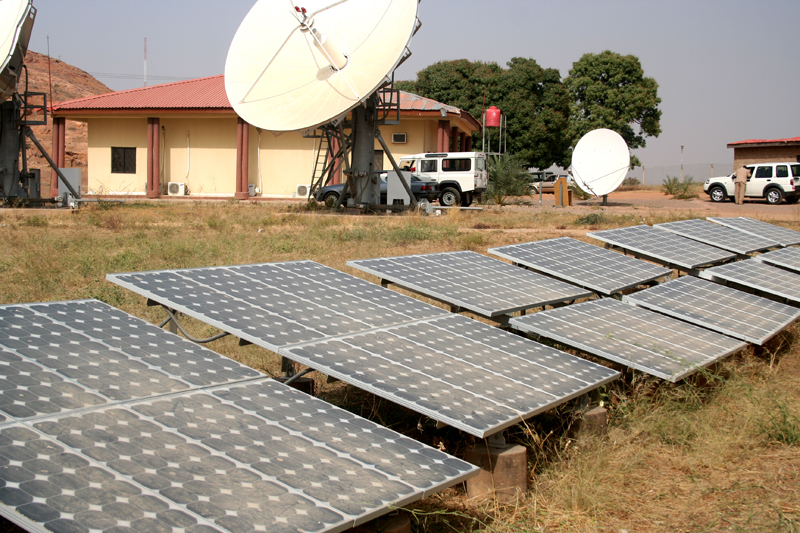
[573,406,608,439]
[463,443,527,503]
[345,512,411,533]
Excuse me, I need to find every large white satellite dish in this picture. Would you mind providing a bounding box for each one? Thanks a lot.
[0,0,35,101]
[571,128,630,197]
[225,0,420,132]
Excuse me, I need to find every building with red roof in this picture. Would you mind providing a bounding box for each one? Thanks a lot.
[728,137,800,169]
[50,76,480,199]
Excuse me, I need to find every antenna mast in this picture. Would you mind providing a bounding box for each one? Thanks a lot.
[144,38,147,87]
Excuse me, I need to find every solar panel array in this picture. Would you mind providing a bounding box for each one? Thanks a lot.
[654,218,779,255]
[108,262,620,438]
[588,225,736,270]
[488,237,673,295]
[708,217,800,247]
[0,300,478,533]
[347,251,592,318]
[623,276,800,345]
[699,259,800,304]
[754,247,800,273]
[510,298,747,382]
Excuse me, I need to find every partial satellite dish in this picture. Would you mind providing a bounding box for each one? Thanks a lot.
[571,128,630,197]
[225,0,419,132]
[0,0,35,101]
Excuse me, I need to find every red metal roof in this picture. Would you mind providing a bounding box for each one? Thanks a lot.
[51,75,481,130]
[728,137,800,146]
[52,75,231,111]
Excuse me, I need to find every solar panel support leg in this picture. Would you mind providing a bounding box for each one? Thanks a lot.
[281,356,296,378]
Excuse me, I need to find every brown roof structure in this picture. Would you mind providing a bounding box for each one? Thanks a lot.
[728,137,800,148]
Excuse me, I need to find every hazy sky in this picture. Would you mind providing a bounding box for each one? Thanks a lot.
[26,0,800,170]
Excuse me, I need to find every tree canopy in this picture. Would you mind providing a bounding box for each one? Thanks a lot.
[397,51,661,169]
[397,58,572,169]
[564,51,661,165]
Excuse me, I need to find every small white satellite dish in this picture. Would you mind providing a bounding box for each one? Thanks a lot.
[225,0,419,132]
[571,128,630,197]
[0,0,35,101]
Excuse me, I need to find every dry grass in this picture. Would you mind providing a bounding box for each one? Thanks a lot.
[1,201,799,532]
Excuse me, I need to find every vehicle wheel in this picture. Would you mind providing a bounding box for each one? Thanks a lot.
[708,186,727,203]
[461,192,473,207]
[787,197,800,204]
[439,187,461,207]
[323,192,339,206]
[765,188,784,205]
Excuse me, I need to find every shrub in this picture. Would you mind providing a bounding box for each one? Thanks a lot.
[662,175,699,199]
[486,153,532,206]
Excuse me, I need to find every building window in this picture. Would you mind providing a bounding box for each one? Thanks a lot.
[111,147,136,174]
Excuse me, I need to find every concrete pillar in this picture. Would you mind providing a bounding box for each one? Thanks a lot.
[50,116,66,198]
[235,118,249,200]
[450,127,459,152]
[461,132,469,152]
[437,121,450,152]
[146,118,161,198]
[465,135,472,152]
[329,135,342,185]
[572,406,608,439]
[464,442,527,503]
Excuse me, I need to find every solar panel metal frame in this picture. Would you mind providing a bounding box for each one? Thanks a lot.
[623,276,800,345]
[347,250,593,318]
[107,261,621,438]
[510,298,747,382]
[708,217,800,247]
[698,258,800,305]
[588,225,737,271]
[488,237,673,296]
[0,300,479,533]
[654,218,779,255]
[754,246,800,273]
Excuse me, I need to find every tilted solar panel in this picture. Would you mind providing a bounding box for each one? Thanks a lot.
[655,218,779,254]
[623,276,800,345]
[699,259,800,304]
[588,225,736,271]
[108,262,620,438]
[754,246,800,273]
[489,237,672,295]
[347,250,592,317]
[708,217,800,247]
[510,298,747,382]
[0,300,478,533]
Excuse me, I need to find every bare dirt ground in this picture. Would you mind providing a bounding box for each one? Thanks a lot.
[509,189,800,221]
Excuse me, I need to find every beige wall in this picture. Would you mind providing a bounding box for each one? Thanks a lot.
[82,114,473,197]
[87,118,148,194]
[733,145,800,169]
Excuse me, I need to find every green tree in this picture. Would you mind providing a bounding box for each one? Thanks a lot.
[397,58,572,169]
[564,51,661,166]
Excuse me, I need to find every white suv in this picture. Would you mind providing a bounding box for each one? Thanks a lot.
[704,162,800,204]
[398,152,488,206]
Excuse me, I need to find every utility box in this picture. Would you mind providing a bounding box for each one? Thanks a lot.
[554,176,571,207]
[386,170,412,206]
[58,168,81,208]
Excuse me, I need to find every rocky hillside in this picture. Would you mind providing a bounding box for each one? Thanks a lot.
[20,51,113,191]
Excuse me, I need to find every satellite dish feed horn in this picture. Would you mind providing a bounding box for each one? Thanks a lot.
[571,128,631,198]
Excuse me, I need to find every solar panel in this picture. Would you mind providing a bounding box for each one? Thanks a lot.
[347,251,592,318]
[699,259,800,304]
[623,276,800,345]
[488,237,673,296]
[707,217,800,247]
[588,225,737,271]
[0,300,478,533]
[108,262,621,438]
[510,298,747,382]
[654,218,779,254]
[754,247,800,273]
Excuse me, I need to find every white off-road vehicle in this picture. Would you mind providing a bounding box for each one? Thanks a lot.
[398,152,488,206]
[704,162,800,204]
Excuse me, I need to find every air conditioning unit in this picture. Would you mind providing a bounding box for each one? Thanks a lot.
[392,132,407,144]
[168,182,186,196]
[296,184,310,198]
